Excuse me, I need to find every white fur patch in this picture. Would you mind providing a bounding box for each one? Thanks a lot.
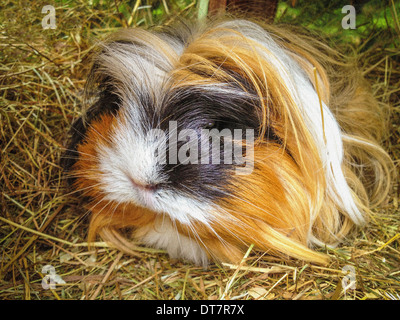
[138,218,209,266]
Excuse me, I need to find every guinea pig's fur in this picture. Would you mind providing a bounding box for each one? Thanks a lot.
[64,18,393,266]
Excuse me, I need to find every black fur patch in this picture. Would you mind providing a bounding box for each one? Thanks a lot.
[61,83,121,175]
[151,85,264,200]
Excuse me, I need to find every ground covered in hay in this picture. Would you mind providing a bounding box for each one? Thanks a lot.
[1,0,399,300]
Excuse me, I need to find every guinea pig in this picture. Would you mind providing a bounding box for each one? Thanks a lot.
[64,18,393,266]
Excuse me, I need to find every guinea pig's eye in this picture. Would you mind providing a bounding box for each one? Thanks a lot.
[203,121,216,130]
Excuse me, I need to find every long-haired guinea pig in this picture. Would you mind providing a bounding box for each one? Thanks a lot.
[64,18,393,266]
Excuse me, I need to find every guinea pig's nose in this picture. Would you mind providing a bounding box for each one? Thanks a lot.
[128,176,159,192]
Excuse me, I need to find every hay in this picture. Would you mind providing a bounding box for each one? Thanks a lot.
[1,0,399,300]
